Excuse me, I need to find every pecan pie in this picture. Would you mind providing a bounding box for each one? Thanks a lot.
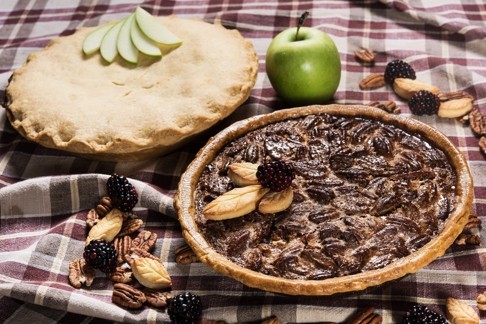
[4,16,258,161]
[175,105,473,296]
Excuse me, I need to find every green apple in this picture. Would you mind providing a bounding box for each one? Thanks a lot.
[134,7,182,46]
[82,22,115,55]
[117,14,139,64]
[100,19,125,63]
[130,14,162,57]
[266,14,341,106]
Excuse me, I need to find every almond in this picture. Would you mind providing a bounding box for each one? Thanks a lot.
[258,187,293,214]
[393,78,440,100]
[227,162,259,186]
[203,185,270,220]
[438,97,474,118]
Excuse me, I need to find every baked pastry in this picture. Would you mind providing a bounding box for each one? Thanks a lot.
[175,105,473,296]
[4,16,258,161]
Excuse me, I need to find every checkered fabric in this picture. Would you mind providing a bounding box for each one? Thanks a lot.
[0,0,485,323]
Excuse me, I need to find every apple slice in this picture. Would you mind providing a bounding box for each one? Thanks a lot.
[100,18,125,63]
[117,14,138,64]
[82,22,115,55]
[130,15,162,57]
[134,7,182,46]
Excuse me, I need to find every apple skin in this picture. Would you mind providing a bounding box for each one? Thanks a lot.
[266,27,341,106]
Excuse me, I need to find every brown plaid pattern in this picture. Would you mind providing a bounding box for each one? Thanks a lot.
[0,0,485,323]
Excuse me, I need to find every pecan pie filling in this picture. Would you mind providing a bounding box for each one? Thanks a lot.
[194,114,457,280]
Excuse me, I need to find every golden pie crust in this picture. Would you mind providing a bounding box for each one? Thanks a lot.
[175,104,474,296]
[4,16,258,161]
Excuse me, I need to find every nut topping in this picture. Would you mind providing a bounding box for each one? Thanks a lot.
[125,247,160,264]
[108,266,133,284]
[469,109,486,136]
[446,297,480,324]
[369,101,400,114]
[143,288,173,308]
[175,244,200,264]
[393,78,440,100]
[96,196,113,217]
[112,283,146,309]
[355,48,375,65]
[479,137,486,155]
[132,230,157,251]
[349,307,382,324]
[86,208,123,244]
[438,90,473,102]
[68,258,95,288]
[359,73,385,90]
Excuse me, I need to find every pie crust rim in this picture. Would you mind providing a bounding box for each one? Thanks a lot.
[175,104,474,296]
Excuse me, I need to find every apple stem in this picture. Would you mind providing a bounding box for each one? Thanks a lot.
[296,11,309,40]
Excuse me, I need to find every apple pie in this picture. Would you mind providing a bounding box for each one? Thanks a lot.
[4,16,258,161]
[175,105,473,296]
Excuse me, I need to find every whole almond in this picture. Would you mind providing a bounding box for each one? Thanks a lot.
[393,78,440,100]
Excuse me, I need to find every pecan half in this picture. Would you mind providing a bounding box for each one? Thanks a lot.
[349,307,382,324]
[438,90,473,102]
[132,230,157,252]
[86,209,100,228]
[143,288,173,308]
[369,101,400,114]
[68,258,95,288]
[108,266,133,283]
[117,218,144,237]
[455,233,481,245]
[175,244,200,264]
[479,137,486,155]
[112,283,146,309]
[113,235,132,264]
[96,196,113,217]
[261,315,281,324]
[476,292,486,311]
[464,213,482,230]
[359,73,385,90]
[355,48,375,65]
[469,109,486,136]
[125,247,159,264]
[456,213,482,245]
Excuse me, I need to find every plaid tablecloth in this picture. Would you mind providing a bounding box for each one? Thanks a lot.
[1,0,485,323]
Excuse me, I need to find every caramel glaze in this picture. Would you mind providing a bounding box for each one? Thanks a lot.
[195,114,456,280]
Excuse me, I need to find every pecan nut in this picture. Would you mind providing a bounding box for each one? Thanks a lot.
[125,247,160,264]
[108,266,133,284]
[143,288,173,308]
[455,233,480,245]
[479,137,486,155]
[359,73,385,90]
[96,196,113,217]
[132,230,157,251]
[261,315,281,324]
[117,218,144,237]
[175,244,200,264]
[86,209,100,228]
[113,235,132,264]
[349,307,382,324]
[469,109,486,136]
[438,90,473,102]
[68,258,95,288]
[355,48,375,64]
[112,283,146,309]
[369,101,400,114]
[476,292,486,311]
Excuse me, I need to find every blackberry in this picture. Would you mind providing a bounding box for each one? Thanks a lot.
[408,90,440,115]
[106,174,138,212]
[403,304,447,324]
[256,160,294,192]
[83,239,117,273]
[168,292,202,324]
[384,59,416,84]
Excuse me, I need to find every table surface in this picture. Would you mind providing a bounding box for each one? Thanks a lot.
[0,0,485,323]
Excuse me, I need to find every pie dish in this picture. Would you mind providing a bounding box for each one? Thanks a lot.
[3,16,258,161]
[175,104,473,296]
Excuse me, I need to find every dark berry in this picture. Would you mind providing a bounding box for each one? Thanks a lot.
[256,160,295,192]
[384,59,416,84]
[403,304,447,324]
[83,239,117,273]
[106,174,138,212]
[168,292,202,324]
[408,90,441,115]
